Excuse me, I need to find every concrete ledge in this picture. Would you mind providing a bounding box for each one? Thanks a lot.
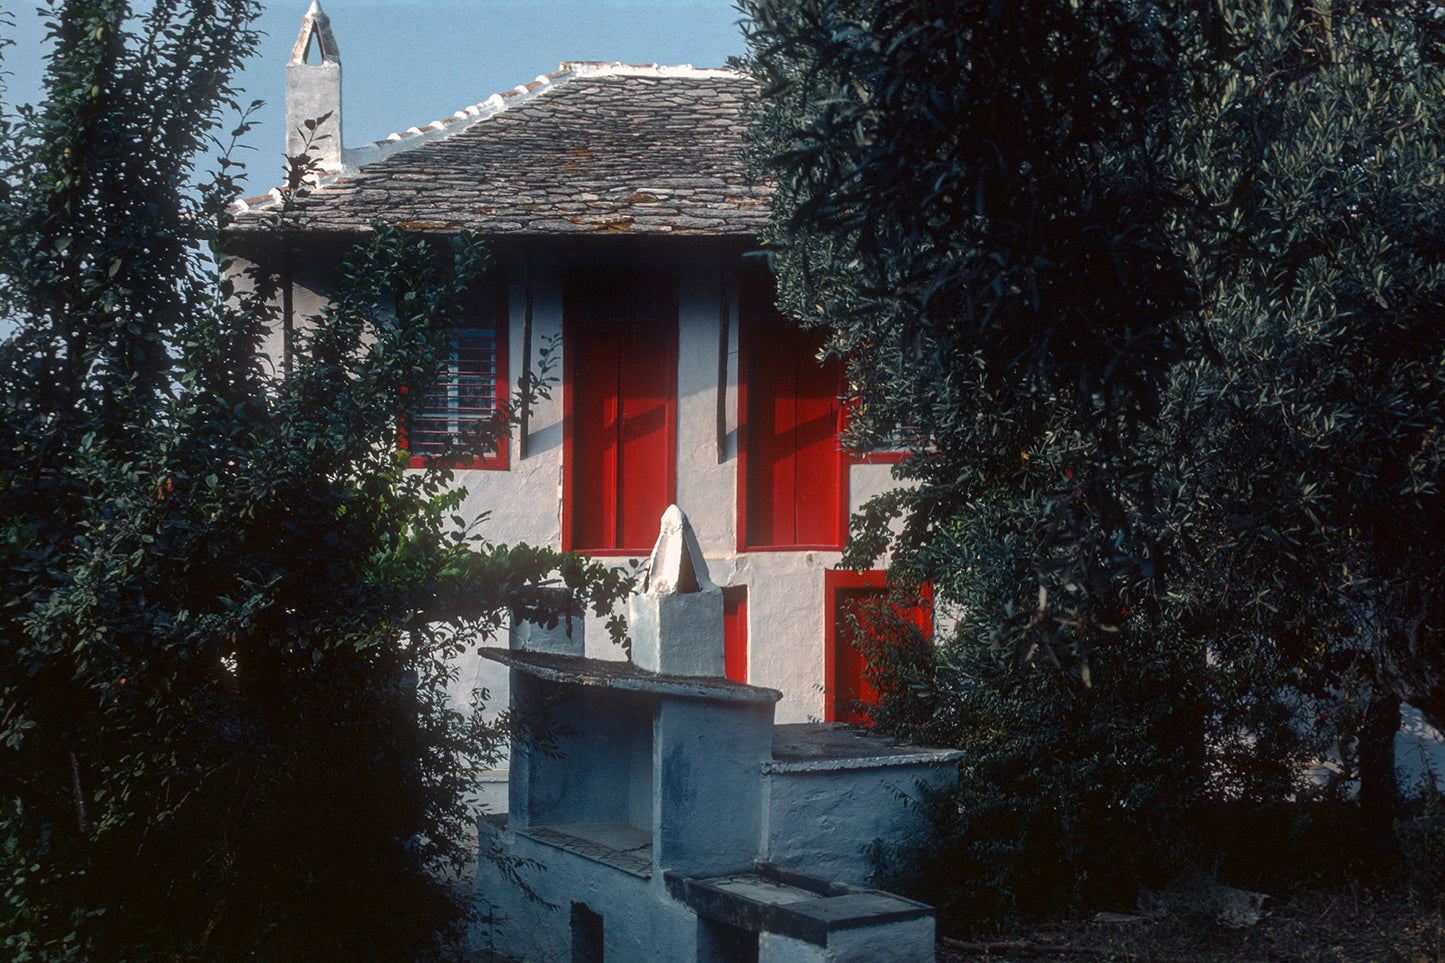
[518,822,653,878]
[665,865,933,947]
[481,647,782,704]
[766,723,965,773]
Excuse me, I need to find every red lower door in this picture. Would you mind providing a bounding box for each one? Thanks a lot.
[826,571,933,724]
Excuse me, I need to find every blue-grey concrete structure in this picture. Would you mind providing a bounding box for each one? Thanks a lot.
[472,507,959,962]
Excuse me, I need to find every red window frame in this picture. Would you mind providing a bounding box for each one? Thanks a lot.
[824,570,934,724]
[401,283,510,470]
[561,272,678,556]
[736,273,848,552]
[842,381,933,465]
[846,404,931,465]
[848,416,921,465]
[851,448,910,465]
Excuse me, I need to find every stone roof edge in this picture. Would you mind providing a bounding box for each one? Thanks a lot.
[229,65,572,213]
[340,64,575,169]
[229,61,747,215]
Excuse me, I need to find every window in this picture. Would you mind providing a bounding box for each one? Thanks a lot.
[737,274,846,550]
[824,570,933,725]
[403,285,509,469]
[562,273,677,555]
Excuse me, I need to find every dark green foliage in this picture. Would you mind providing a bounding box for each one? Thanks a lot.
[744,0,1445,929]
[864,614,1337,929]
[743,0,1205,677]
[0,3,630,959]
[1170,1,1445,730]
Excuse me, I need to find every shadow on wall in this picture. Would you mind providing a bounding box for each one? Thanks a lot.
[525,420,563,458]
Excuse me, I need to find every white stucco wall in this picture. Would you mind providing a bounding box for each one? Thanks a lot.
[762,760,959,888]
[473,823,700,963]
[238,238,922,730]
[1397,704,1445,791]
[436,245,916,726]
[757,917,936,963]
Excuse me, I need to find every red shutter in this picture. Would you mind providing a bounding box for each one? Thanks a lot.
[615,328,671,550]
[723,585,748,683]
[792,347,841,543]
[564,276,677,554]
[748,331,792,545]
[740,275,844,549]
[571,328,622,548]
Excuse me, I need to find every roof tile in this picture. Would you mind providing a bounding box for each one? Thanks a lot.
[246,66,771,237]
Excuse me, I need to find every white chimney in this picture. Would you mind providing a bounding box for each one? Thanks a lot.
[286,1,343,175]
[629,506,726,677]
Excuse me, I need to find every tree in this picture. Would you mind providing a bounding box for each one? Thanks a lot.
[1169,0,1445,755]
[0,3,628,959]
[742,0,1199,658]
[743,0,1445,923]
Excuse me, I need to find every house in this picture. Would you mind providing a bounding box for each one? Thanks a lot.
[229,1,931,726]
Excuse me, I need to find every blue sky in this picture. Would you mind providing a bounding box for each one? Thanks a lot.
[3,0,750,196]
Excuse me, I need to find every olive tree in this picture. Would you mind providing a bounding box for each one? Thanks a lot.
[743,0,1445,922]
[0,3,626,959]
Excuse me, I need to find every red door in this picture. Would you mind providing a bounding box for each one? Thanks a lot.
[564,276,677,554]
[825,571,933,724]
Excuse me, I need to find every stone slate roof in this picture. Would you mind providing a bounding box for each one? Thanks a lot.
[243,65,771,237]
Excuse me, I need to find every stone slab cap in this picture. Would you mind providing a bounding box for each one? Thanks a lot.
[641,504,715,594]
[631,505,725,676]
[765,722,966,773]
[478,648,780,704]
[665,868,933,946]
[290,1,340,65]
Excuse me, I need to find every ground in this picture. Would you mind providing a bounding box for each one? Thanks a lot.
[937,888,1445,962]
[446,887,1443,961]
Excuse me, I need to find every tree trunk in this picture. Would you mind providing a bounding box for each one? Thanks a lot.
[1356,687,1400,835]
[1375,615,1445,735]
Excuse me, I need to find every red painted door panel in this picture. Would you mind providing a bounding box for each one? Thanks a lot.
[791,349,841,543]
[742,277,843,549]
[723,585,748,683]
[572,328,622,549]
[565,276,676,554]
[833,587,883,723]
[750,336,794,545]
[827,572,933,724]
[615,330,671,549]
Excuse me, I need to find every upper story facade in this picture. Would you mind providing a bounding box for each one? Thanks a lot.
[228,3,923,724]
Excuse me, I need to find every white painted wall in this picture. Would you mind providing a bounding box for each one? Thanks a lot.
[438,245,911,725]
[237,237,917,729]
[1397,704,1445,791]
[757,917,936,963]
[472,822,699,963]
[762,760,960,888]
